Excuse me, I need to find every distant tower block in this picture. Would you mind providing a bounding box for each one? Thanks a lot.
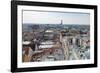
[61,20,63,25]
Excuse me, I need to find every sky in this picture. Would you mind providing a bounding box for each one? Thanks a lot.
[23,10,90,25]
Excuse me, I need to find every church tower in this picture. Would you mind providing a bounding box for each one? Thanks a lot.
[61,20,63,25]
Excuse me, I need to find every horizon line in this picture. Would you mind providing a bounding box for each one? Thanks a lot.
[23,23,90,25]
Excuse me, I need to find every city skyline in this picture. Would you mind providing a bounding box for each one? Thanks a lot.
[23,11,90,25]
